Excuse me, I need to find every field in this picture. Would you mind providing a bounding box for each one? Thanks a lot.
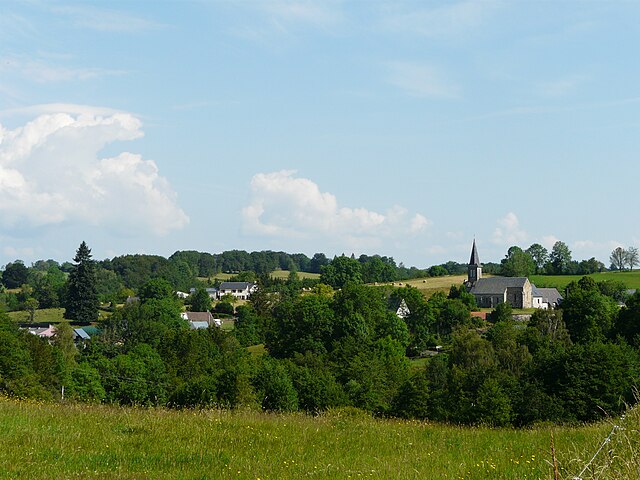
[270,270,321,280]
[1,396,637,480]
[380,270,640,301]
[198,271,321,283]
[6,307,65,324]
[378,275,468,299]
[531,270,640,291]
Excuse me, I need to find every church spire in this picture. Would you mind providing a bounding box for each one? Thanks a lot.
[468,239,482,284]
[469,238,480,266]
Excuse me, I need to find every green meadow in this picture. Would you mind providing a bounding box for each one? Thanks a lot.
[1,396,638,480]
[6,307,65,324]
[531,270,640,291]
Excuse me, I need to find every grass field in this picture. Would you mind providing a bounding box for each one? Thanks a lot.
[270,270,321,280]
[6,307,65,324]
[6,307,111,324]
[1,396,636,480]
[378,275,468,299]
[197,271,321,284]
[531,270,640,291]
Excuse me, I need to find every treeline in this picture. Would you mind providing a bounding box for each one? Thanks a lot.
[0,248,474,314]
[499,241,629,277]
[2,261,639,426]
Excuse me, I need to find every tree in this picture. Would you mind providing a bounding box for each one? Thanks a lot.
[526,244,548,274]
[2,261,29,289]
[53,320,78,368]
[500,246,535,277]
[139,278,174,302]
[64,242,99,322]
[626,246,639,271]
[189,288,212,312]
[320,255,362,289]
[549,241,572,274]
[309,253,329,274]
[610,246,626,272]
[24,298,39,323]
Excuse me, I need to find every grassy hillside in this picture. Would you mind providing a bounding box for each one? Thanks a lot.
[531,270,640,291]
[378,275,468,299]
[270,270,321,280]
[2,396,636,479]
[6,307,65,324]
[197,270,321,283]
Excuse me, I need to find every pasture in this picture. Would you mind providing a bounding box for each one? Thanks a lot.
[530,270,640,291]
[0,396,636,480]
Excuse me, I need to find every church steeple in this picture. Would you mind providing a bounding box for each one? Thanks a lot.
[468,239,482,284]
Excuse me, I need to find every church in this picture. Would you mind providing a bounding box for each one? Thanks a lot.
[464,240,561,309]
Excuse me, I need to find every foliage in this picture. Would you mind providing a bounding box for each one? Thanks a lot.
[500,246,535,277]
[64,241,99,322]
[189,287,212,312]
[549,241,573,274]
[526,243,548,274]
[561,277,618,343]
[320,255,363,289]
[2,261,29,289]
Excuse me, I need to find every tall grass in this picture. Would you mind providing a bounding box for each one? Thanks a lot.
[2,396,635,479]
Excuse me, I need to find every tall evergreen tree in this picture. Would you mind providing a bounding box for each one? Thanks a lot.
[64,241,99,322]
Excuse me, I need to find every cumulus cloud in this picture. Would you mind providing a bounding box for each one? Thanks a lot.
[492,212,527,245]
[0,106,189,235]
[541,235,560,249]
[242,170,429,246]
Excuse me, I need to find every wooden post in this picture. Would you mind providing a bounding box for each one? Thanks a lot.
[551,430,559,480]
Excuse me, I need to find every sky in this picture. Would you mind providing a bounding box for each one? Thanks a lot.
[0,1,639,269]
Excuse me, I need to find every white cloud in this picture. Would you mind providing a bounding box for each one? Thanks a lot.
[0,106,189,235]
[264,1,343,28]
[382,1,500,38]
[0,55,124,83]
[242,170,429,246]
[573,239,621,253]
[386,62,460,99]
[492,212,527,245]
[52,5,163,33]
[3,246,35,259]
[536,74,588,97]
[541,235,560,249]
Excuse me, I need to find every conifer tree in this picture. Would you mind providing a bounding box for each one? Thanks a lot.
[64,241,99,322]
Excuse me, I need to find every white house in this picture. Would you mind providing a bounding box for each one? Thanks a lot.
[180,311,222,328]
[217,282,257,301]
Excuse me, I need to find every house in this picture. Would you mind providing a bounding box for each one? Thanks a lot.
[180,311,222,328]
[217,282,257,301]
[396,299,410,319]
[26,325,93,344]
[465,240,563,310]
[532,286,563,309]
[188,287,218,299]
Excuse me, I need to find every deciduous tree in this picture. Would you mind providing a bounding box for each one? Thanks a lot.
[610,246,626,272]
[626,246,639,271]
[549,241,572,274]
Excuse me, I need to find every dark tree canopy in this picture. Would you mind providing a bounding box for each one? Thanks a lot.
[64,241,99,322]
[2,261,29,289]
[320,255,363,289]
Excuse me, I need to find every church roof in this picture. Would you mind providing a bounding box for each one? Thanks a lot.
[534,287,563,304]
[469,239,481,266]
[470,277,528,295]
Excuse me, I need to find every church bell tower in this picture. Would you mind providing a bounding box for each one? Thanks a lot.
[468,239,482,284]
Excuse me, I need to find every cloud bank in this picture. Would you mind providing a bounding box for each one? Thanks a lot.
[0,106,189,235]
[242,170,429,249]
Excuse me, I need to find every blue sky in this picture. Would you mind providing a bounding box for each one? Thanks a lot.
[1,1,639,269]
